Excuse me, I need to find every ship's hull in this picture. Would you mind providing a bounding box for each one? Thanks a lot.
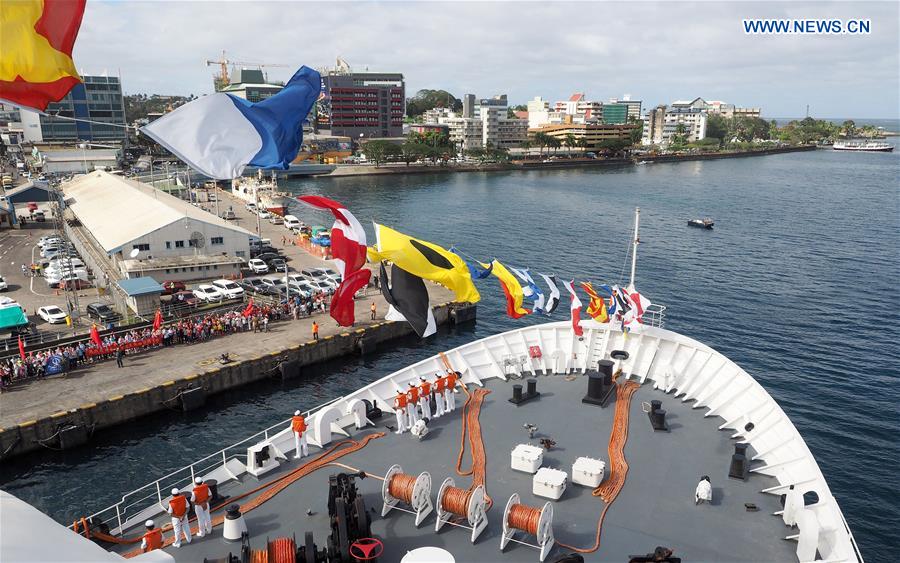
[833,144,894,152]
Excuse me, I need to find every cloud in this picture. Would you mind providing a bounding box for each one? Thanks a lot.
[73,1,899,118]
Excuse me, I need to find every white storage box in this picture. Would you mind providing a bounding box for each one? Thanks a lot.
[511,444,544,473]
[572,457,606,487]
[533,467,567,500]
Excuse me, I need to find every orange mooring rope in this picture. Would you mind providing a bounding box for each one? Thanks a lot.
[388,472,417,504]
[507,502,542,535]
[557,380,640,553]
[270,537,297,563]
[441,485,473,516]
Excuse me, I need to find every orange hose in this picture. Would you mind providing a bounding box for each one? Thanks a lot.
[440,485,473,516]
[556,380,639,553]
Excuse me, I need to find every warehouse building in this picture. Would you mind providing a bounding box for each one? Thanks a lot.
[62,171,252,282]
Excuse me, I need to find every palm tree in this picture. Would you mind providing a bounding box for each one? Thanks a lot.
[546,136,561,155]
[563,133,577,155]
[532,132,550,157]
[520,139,533,160]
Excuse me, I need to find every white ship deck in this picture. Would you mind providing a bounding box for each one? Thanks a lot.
[88,322,860,562]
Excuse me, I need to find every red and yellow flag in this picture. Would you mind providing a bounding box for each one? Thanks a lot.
[580,282,610,323]
[0,0,86,111]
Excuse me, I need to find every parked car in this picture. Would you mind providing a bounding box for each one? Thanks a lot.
[245,202,257,213]
[283,215,302,230]
[163,291,199,310]
[46,257,85,271]
[45,269,88,288]
[38,235,63,248]
[247,258,269,274]
[0,276,7,291]
[239,278,277,295]
[59,278,92,291]
[86,302,120,322]
[161,280,186,295]
[301,269,339,290]
[257,209,271,219]
[269,214,284,225]
[193,284,224,303]
[211,279,244,299]
[313,267,342,283]
[255,252,281,264]
[220,210,237,221]
[37,305,68,324]
[269,258,288,272]
[283,281,312,298]
[33,211,46,222]
[303,278,336,295]
[259,277,286,291]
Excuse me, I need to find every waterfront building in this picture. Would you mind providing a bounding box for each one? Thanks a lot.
[61,171,252,282]
[530,123,636,148]
[554,93,603,122]
[641,105,707,145]
[319,64,405,138]
[408,123,450,136]
[217,68,284,102]
[601,103,629,125]
[608,96,642,121]
[671,97,761,119]
[431,94,527,151]
[20,75,126,143]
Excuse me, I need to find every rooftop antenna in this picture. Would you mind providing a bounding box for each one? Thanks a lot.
[628,207,640,291]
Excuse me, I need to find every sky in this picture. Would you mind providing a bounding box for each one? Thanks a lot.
[73,1,899,119]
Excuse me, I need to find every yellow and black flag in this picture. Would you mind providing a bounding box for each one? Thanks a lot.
[368,223,480,303]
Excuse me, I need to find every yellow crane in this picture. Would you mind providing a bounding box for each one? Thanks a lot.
[205,50,288,89]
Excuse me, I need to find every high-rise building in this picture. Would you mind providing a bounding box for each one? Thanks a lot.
[23,75,126,143]
[641,105,707,145]
[671,97,761,119]
[608,96,642,121]
[601,103,629,125]
[318,65,405,138]
[462,94,475,118]
[435,93,527,151]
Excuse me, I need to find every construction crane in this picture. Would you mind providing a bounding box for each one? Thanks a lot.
[205,50,288,90]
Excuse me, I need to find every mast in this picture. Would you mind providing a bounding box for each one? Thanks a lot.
[628,207,640,291]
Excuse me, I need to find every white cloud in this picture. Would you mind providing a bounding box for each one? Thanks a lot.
[72,1,899,118]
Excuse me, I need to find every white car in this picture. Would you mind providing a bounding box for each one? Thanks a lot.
[269,214,284,225]
[45,269,88,287]
[245,202,257,213]
[257,209,271,219]
[211,279,244,299]
[304,278,335,295]
[247,258,269,274]
[38,236,63,248]
[0,276,7,291]
[313,267,342,284]
[38,305,68,324]
[283,215,302,230]
[193,284,224,303]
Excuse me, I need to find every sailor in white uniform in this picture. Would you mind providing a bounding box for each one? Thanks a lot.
[694,475,712,505]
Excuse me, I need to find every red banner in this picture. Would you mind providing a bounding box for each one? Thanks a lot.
[86,336,162,358]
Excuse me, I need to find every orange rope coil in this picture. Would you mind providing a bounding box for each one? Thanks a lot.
[388,473,418,504]
[507,503,542,535]
[270,537,297,563]
[440,485,473,515]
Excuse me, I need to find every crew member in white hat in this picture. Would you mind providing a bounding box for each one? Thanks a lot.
[291,410,308,459]
[433,373,446,417]
[418,376,433,420]
[406,382,420,428]
[167,488,192,548]
[191,477,212,537]
[140,520,163,553]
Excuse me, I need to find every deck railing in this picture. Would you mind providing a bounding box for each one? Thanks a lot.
[80,395,343,535]
[643,303,667,328]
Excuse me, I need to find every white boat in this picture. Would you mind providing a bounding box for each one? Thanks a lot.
[231,170,292,216]
[0,209,863,563]
[832,140,893,152]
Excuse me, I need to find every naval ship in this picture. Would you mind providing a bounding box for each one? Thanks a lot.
[1,212,863,563]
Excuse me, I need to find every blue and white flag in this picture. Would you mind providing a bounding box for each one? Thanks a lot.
[510,267,545,312]
[141,66,321,180]
[540,274,560,315]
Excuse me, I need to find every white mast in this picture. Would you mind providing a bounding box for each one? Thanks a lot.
[628,207,640,291]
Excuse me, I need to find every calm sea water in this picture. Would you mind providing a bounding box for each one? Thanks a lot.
[2,142,897,559]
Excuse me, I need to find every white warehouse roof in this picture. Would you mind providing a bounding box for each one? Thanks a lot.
[63,170,251,254]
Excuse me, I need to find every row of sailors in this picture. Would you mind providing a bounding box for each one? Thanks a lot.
[141,477,213,552]
[393,371,459,434]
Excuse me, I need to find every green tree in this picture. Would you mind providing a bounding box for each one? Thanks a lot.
[464,147,486,162]
[670,123,689,147]
[531,132,551,157]
[399,141,427,166]
[840,120,857,138]
[628,121,644,146]
[563,133,577,153]
[706,114,729,143]
[363,140,399,167]
[546,136,561,155]
[405,89,462,118]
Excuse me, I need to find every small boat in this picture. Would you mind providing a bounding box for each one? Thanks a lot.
[688,218,714,229]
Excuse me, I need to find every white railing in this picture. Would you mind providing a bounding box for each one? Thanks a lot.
[82,395,343,535]
[643,303,666,328]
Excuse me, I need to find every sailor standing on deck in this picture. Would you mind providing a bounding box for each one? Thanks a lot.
[191,477,212,537]
[393,389,408,434]
[406,382,420,428]
[443,371,458,411]
[695,475,712,505]
[292,410,309,459]
[418,376,432,420]
[167,488,192,548]
[141,520,163,553]
[433,373,445,418]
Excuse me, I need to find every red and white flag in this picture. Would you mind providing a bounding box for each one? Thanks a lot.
[562,280,584,337]
[152,309,163,330]
[625,288,652,324]
[89,324,102,348]
[297,195,367,278]
[242,298,255,318]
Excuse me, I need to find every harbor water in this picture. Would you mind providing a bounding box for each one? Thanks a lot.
[2,140,897,559]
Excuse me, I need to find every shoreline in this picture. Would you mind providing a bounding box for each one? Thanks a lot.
[311,144,817,179]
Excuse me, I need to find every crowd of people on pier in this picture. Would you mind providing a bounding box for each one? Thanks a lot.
[0,298,331,389]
